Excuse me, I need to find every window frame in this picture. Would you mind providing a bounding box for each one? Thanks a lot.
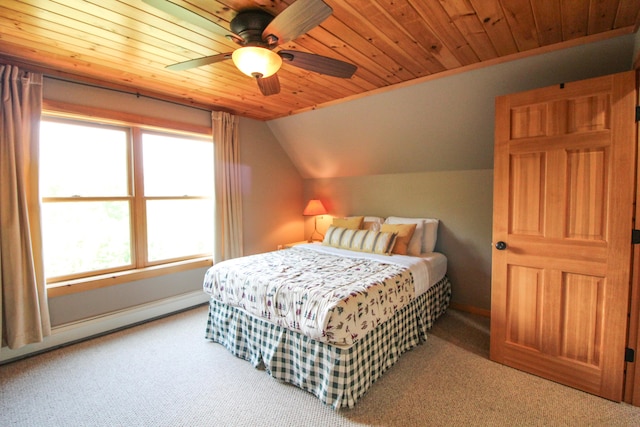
[42,100,213,297]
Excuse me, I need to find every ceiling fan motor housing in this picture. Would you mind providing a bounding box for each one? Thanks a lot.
[230,10,276,47]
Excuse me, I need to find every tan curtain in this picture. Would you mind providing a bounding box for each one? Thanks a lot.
[212,111,243,262]
[0,65,51,350]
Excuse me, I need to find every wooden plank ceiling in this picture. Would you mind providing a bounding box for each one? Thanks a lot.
[0,0,638,121]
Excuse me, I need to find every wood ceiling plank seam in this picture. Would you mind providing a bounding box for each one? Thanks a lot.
[100,0,238,58]
[278,64,368,96]
[236,68,345,103]
[6,2,312,107]
[299,17,412,83]
[497,0,540,51]
[181,83,291,113]
[190,84,305,112]
[403,0,478,68]
[138,0,235,36]
[273,39,377,92]
[53,0,236,55]
[17,0,234,77]
[0,32,285,117]
[164,0,236,26]
[317,21,417,82]
[214,0,283,15]
[0,17,154,70]
[468,0,519,57]
[273,67,358,103]
[335,0,445,77]
[170,65,311,104]
[587,0,619,34]
[614,0,640,30]
[437,0,500,61]
[274,66,360,100]
[560,0,590,40]
[284,36,399,88]
[327,2,425,79]
[0,14,241,93]
[528,0,563,45]
[0,3,214,75]
[0,39,250,114]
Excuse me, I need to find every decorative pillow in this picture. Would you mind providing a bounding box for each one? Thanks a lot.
[384,216,440,254]
[323,226,397,255]
[362,216,384,232]
[332,216,364,230]
[383,217,424,256]
[380,223,417,255]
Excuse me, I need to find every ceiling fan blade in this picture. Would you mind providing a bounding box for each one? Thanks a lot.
[166,53,232,71]
[142,0,239,40]
[279,50,356,78]
[256,74,281,96]
[262,0,332,46]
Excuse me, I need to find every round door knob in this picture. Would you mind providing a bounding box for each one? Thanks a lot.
[495,241,507,250]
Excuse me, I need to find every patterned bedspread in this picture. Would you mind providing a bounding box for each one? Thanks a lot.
[203,246,415,346]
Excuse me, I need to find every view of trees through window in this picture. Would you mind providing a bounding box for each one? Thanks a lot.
[39,117,213,282]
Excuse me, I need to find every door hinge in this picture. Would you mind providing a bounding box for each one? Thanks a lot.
[626,348,635,363]
[633,229,640,244]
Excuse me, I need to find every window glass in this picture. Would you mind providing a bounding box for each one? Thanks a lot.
[40,120,129,197]
[41,201,132,277]
[146,199,214,262]
[142,133,213,197]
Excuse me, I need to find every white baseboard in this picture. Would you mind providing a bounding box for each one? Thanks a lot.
[0,290,210,364]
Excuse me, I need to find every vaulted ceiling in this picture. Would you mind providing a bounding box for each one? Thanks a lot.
[0,0,638,121]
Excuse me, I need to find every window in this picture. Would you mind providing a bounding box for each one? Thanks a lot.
[40,115,213,287]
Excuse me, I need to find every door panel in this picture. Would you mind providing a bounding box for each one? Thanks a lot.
[491,71,637,401]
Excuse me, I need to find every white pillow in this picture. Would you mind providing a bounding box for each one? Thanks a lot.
[384,216,439,254]
[422,218,439,253]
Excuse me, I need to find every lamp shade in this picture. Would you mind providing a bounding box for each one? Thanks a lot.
[303,199,327,216]
[232,47,282,78]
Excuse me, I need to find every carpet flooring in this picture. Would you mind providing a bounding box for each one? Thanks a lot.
[1,305,639,426]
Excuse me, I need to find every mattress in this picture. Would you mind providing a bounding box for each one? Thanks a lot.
[203,244,448,346]
[295,243,448,296]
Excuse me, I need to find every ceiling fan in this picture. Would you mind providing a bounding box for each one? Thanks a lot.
[143,0,357,96]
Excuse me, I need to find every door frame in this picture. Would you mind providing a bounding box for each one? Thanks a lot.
[624,68,640,406]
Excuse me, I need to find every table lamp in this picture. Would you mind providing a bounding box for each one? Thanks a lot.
[303,199,327,242]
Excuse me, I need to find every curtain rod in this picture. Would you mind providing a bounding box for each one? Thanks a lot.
[44,75,213,113]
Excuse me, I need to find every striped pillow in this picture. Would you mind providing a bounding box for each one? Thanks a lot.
[322,226,397,255]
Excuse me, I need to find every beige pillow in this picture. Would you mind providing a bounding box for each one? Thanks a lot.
[323,226,397,255]
[380,223,417,255]
[362,216,384,231]
[332,216,364,230]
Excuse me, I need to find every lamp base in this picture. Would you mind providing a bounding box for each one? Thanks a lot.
[308,216,324,242]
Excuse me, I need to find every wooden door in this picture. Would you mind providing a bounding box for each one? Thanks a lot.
[490,71,637,401]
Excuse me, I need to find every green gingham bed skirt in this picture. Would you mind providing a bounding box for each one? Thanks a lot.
[205,275,451,409]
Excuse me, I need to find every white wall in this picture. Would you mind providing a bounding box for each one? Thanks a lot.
[238,117,304,255]
[268,34,635,179]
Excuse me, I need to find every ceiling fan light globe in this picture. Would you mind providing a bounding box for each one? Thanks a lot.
[232,47,282,78]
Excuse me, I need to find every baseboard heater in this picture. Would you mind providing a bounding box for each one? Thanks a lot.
[0,290,210,365]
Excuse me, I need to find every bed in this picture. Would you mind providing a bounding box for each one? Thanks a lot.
[203,216,451,409]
